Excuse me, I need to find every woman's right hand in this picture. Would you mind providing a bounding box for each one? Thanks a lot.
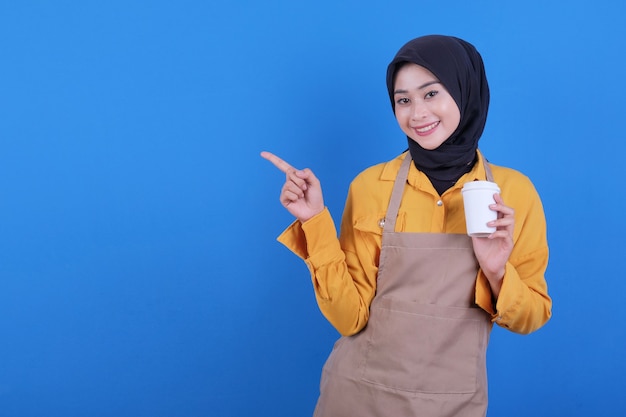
[261,151,325,223]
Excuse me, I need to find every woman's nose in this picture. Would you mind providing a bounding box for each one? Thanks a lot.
[411,103,427,119]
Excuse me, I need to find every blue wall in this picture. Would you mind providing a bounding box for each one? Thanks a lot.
[1,1,624,416]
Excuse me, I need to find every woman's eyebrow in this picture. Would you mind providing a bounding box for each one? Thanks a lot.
[394,80,440,95]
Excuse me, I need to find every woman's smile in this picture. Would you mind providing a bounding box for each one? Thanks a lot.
[413,121,440,136]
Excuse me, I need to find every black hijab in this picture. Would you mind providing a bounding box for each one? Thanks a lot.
[386,35,490,195]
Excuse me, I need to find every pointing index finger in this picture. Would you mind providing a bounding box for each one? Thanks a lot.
[260,151,295,174]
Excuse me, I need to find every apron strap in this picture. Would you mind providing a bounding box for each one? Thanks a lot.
[484,158,494,182]
[383,153,412,233]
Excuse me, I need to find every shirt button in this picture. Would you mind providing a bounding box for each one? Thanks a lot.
[378,218,385,228]
[436,200,443,206]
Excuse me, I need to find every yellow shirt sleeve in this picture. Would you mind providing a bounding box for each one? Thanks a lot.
[475,169,552,333]
[277,186,380,336]
[277,151,552,336]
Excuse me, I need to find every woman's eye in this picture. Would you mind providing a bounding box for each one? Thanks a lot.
[396,97,410,105]
[425,90,438,99]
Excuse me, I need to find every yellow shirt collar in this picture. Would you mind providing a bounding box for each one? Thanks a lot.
[379,150,489,191]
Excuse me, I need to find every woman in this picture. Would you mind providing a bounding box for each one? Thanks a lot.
[262,35,551,417]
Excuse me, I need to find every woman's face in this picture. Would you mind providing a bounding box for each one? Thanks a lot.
[393,63,460,150]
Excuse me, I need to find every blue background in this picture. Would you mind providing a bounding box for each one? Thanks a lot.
[1,1,624,416]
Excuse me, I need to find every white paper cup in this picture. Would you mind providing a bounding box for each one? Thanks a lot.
[461,181,500,237]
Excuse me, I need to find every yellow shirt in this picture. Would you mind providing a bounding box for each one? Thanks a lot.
[278,151,552,336]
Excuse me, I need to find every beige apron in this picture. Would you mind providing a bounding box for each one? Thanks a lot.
[313,153,494,417]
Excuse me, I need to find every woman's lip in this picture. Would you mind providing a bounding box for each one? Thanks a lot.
[413,121,440,136]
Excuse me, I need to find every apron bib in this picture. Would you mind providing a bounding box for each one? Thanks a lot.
[313,153,494,417]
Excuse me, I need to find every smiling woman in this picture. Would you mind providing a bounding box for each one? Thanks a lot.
[262,34,551,417]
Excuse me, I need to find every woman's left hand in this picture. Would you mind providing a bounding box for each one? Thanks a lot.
[471,193,515,298]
